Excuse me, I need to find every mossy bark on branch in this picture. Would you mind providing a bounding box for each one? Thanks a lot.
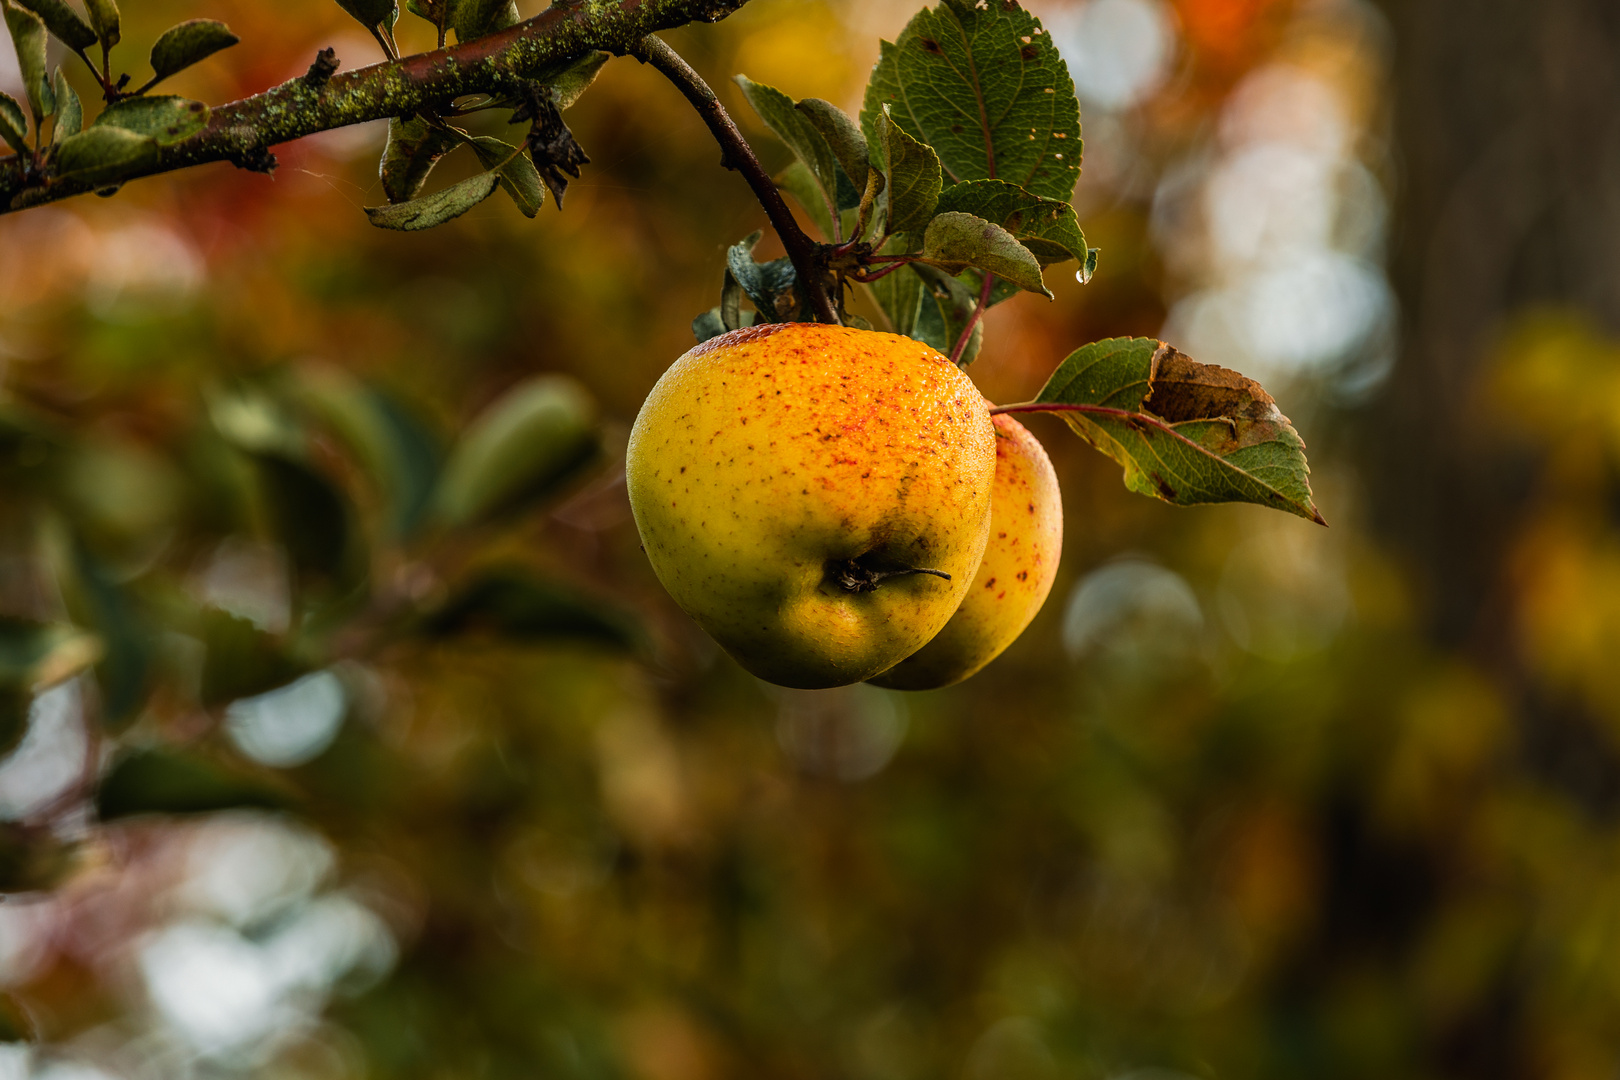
[0,0,752,213]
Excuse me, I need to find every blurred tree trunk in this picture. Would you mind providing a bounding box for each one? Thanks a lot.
[1370,0,1620,647]
[1357,2,1620,1076]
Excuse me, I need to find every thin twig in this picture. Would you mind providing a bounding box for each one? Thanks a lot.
[631,33,838,324]
[849,262,909,284]
[70,46,114,101]
[949,271,994,365]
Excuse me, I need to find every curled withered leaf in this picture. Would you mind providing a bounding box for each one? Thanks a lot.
[1031,336,1323,524]
[1145,346,1284,426]
[514,85,589,208]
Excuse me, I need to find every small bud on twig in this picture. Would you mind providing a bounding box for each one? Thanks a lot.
[304,48,339,87]
[228,146,278,174]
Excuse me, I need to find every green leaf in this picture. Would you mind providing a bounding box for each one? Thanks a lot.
[198,609,307,707]
[148,19,239,85]
[433,375,599,527]
[541,50,610,111]
[1079,246,1099,284]
[861,0,1081,202]
[365,169,501,231]
[297,368,442,539]
[334,0,397,32]
[24,3,92,65]
[0,687,26,759]
[727,230,799,321]
[864,234,981,365]
[14,0,92,50]
[776,158,835,240]
[52,124,159,184]
[450,0,516,42]
[468,134,544,217]
[736,75,839,219]
[692,307,727,344]
[1032,338,1323,522]
[3,0,53,121]
[0,823,80,893]
[692,287,762,343]
[94,95,208,145]
[935,178,1086,266]
[209,390,359,587]
[367,393,442,535]
[206,385,302,457]
[50,67,78,142]
[253,453,355,587]
[52,538,154,732]
[423,569,643,652]
[910,262,983,366]
[0,92,26,154]
[868,244,926,336]
[0,617,102,694]
[378,115,458,204]
[797,96,869,192]
[720,267,743,331]
[920,211,1047,296]
[82,0,114,47]
[96,746,289,821]
[872,104,941,237]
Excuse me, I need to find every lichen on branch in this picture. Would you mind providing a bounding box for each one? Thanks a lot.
[0,0,754,213]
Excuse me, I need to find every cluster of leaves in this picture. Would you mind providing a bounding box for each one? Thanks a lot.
[347,0,606,231]
[0,365,638,893]
[1,0,238,201]
[714,0,1319,523]
[698,0,1092,361]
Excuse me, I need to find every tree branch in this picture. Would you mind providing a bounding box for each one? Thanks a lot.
[630,34,838,324]
[0,0,754,214]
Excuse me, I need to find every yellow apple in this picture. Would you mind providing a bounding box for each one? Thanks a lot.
[626,323,996,689]
[869,411,1062,690]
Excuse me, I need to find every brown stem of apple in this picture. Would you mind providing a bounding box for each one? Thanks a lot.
[829,559,952,594]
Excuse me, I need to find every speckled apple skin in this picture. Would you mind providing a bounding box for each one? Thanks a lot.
[626,323,996,690]
[869,412,1062,690]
